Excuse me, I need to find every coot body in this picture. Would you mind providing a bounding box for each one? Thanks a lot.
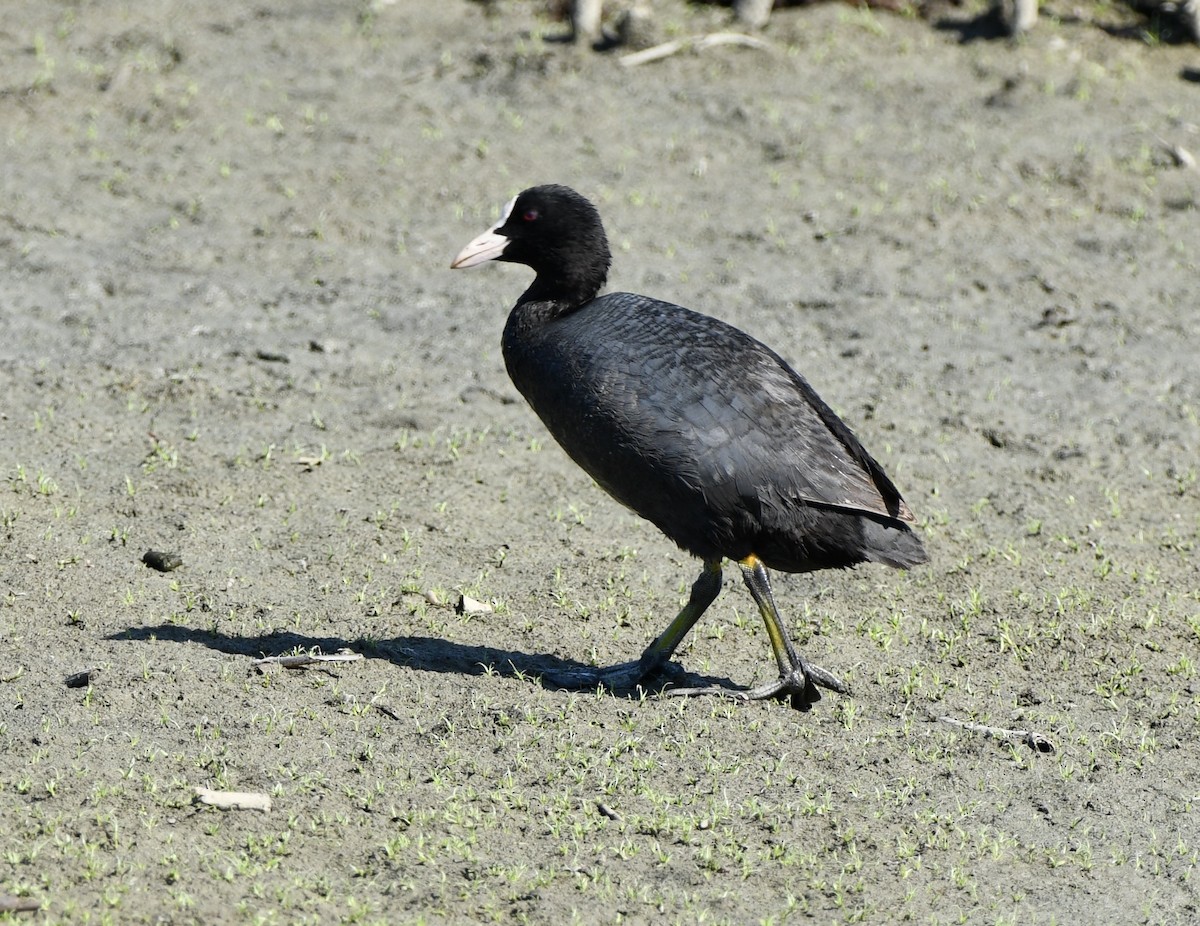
[452,184,925,709]
[504,291,923,575]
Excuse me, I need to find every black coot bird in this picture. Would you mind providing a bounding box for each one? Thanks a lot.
[451,185,925,710]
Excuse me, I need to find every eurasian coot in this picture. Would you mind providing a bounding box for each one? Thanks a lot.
[452,184,925,710]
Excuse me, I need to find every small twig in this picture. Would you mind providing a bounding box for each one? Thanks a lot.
[374,703,403,722]
[1154,134,1196,170]
[694,32,773,52]
[934,713,1055,753]
[620,32,772,67]
[0,894,39,914]
[253,649,364,670]
[193,786,273,812]
[596,801,622,821]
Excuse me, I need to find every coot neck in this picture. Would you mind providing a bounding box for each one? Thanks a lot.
[514,271,602,319]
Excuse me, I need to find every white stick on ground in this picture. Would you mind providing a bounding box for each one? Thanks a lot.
[253,650,364,669]
[194,787,273,812]
[620,32,772,68]
[572,0,603,44]
[934,713,1055,753]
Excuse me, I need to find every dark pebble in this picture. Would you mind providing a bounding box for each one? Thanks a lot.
[143,550,183,572]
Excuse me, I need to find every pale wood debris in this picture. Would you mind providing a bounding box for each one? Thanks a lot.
[194,786,273,812]
[620,32,772,68]
[253,649,364,670]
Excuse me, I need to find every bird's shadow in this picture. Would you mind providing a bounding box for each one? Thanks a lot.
[930,5,1014,43]
[107,624,742,702]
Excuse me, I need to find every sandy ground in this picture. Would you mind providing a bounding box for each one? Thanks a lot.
[2,1,1199,923]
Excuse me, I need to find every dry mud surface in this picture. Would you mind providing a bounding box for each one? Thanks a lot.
[2,1,1199,924]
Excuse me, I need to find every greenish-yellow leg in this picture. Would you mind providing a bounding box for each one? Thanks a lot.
[545,559,723,692]
[666,555,849,711]
[734,555,849,710]
[545,555,848,711]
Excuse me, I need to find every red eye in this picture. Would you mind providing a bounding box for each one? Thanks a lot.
[523,209,539,222]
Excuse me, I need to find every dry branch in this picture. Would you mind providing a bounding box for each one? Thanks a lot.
[934,713,1055,753]
[0,894,39,914]
[253,649,364,670]
[620,32,772,68]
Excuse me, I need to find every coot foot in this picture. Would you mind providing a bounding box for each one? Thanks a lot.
[542,556,849,712]
[665,661,849,712]
[734,556,850,709]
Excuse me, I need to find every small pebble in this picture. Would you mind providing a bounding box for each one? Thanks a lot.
[143,550,183,572]
[65,668,99,688]
[456,595,493,615]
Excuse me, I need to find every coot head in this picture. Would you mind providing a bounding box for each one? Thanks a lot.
[451,184,611,305]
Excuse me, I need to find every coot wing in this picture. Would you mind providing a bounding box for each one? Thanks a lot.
[525,294,914,528]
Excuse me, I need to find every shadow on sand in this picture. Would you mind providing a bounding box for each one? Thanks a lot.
[107,624,745,702]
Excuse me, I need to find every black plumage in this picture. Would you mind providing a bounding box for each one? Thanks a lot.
[452,184,926,709]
